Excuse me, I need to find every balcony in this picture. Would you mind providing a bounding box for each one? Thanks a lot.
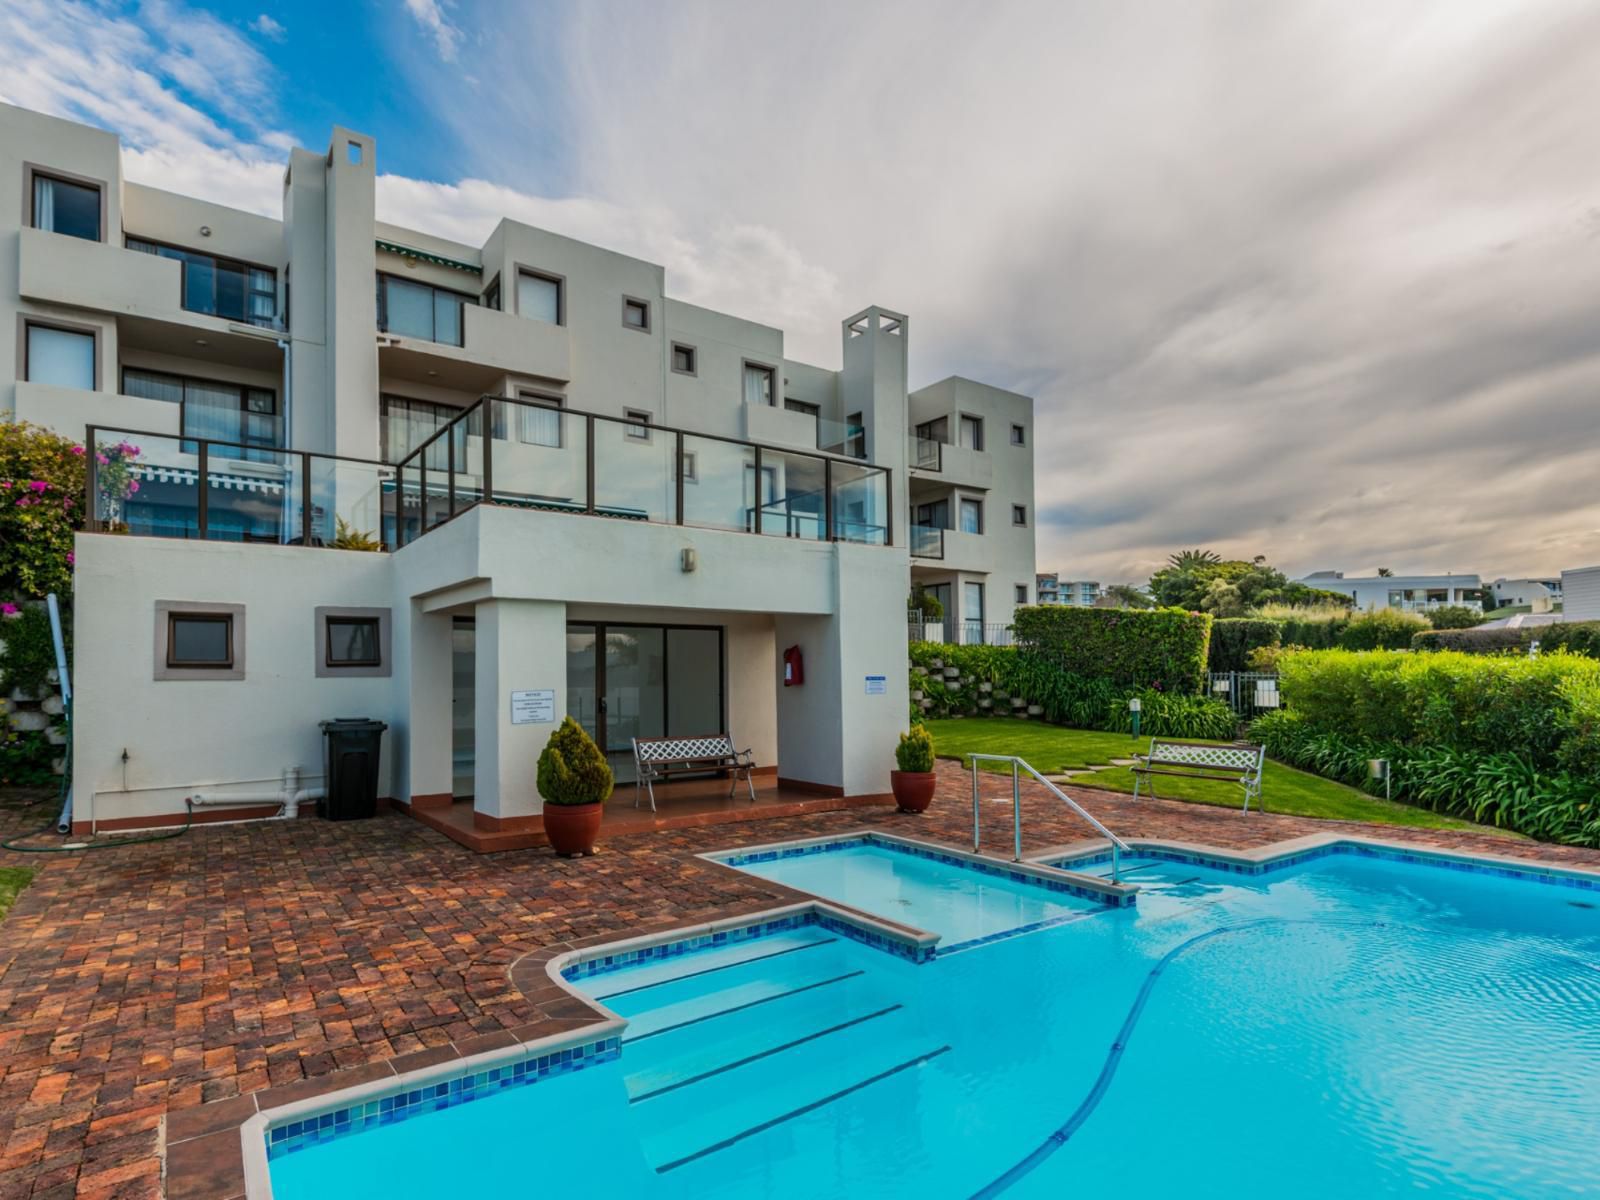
[906,434,991,489]
[14,382,181,441]
[378,303,571,391]
[394,396,894,550]
[910,526,987,572]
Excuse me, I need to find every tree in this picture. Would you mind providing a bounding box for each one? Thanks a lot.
[1198,578,1247,618]
[1376,567,1394,577]
[1147,548,1355,612]
[1101,584,1155,609]
[1167,549,1222,572]
[0,422,87,600]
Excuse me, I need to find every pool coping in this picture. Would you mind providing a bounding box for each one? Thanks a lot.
[191,828,1600,1200]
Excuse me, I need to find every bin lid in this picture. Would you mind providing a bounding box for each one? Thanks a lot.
[319,718,388,731]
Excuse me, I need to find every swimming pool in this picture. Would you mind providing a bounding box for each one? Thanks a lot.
[264,838,1600,1199]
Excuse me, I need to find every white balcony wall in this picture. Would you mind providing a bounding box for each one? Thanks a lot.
[12,381,181,440]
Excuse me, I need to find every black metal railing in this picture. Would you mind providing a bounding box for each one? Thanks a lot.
[393,395,894,550]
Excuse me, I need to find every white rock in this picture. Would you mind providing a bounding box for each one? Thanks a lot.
[45,726,67,745]
[40,696,65,716]
[8,710,50,732]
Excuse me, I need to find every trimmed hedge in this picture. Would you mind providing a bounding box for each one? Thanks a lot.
[1208,619,1281,673]
[1012,606,1211,694]
[1339,608,1431,650]
[1414,620,1600,658]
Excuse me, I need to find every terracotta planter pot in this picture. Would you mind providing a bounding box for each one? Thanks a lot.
[891,770,937,813]
[543,801,604,857]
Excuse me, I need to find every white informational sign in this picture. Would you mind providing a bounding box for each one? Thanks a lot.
[864,675,887,695]
[510,689,556,725]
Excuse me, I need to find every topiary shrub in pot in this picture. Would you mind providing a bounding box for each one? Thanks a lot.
[536,716,614,856]
[891,724,937,813]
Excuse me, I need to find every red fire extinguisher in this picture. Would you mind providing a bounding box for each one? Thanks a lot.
[783,645,804,687]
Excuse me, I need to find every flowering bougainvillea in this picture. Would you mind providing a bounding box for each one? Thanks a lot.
[0,421,87,599]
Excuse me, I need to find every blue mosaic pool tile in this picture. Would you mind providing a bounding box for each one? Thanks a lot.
[264,1034,622,1161]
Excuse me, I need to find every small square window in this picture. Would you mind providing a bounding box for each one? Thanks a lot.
[677,451,698,483]
[326,617,382,667]
[622,297,650,331]
[1015,585,1028,604]
[31,173,101,241]
[168,614,233,669]
[1012,505,1027,526]
[1011,424,1026,446]
[672,343,697,375]
[624,408,652,440]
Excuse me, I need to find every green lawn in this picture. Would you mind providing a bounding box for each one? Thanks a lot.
[923,717,1494,832]
[0,867,34,924]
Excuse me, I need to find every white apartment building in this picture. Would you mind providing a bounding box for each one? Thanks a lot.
[1034,574,1099,606]
[1,104,1036,841]
[1300,571,1484,613]
[1489,577,1559,614]
[906,379,1036,643]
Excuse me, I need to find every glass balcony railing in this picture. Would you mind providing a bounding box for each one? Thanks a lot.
[393,396,894,550]
[910,524,945,559]
[910,436,942,470]
[86,426,395,548]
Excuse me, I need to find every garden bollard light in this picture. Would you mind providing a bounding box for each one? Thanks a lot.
[1129,696,1141,742]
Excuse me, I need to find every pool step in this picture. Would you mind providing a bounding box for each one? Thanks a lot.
[582,931,840,1002]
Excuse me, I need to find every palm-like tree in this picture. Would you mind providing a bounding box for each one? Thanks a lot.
[1167,549,1222,571]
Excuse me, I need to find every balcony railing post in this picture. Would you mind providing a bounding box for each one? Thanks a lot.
[675,430,685,525]
[753,446,763,535]
[446,414,456,517]
[482,398,494,509]
[197,440,209,539]
[885,465,894,547]
[419,459,428,533]
[84,425,98,532]
[300,452,312,547]
[585,414,596,514]
[824,457,834,542]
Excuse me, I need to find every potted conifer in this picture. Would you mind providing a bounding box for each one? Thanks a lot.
[891,724,937,813]
[537,717,614,856]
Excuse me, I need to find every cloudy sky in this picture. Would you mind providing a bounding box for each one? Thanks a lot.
[4,0,1598,585]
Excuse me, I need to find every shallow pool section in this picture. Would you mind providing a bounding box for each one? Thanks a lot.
[718,837,1112,950]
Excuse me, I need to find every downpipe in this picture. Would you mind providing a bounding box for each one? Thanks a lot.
[187,766,324,821]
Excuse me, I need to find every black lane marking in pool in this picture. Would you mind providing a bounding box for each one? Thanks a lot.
[630,1004,905,1103]
[655,1045,953,1174]
[623,971,865,1044]
[591,938,837,1000]
[969,917,1311,1199]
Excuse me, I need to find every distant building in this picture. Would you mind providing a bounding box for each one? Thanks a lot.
[1561,568,1600,622]
[1300,571,1483,613]
[1035,574,1099,606]
[1489,578,1557,614]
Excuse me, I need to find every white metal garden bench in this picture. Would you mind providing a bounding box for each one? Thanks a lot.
[1131,740,1266,812]
[632,734,756,812]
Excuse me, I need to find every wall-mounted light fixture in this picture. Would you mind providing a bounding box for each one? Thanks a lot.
[680,548,697,573]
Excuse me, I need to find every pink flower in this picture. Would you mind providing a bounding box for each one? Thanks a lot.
[0,603,18,617]
[28,480,47,493]
[127,480,139,493]
[66,552,75,566]
[96,453,109,466]
[71,445,86,456]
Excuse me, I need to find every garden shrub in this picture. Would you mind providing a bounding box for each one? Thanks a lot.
[1536,621,1600,658]
[1102,690,1237,740]
[1413,627,1530,655]
[1339,608,1431,650]
[1254,604,1349,650]
[1012,606,1211,694]
[0,422,86,600]
[895,725,935,772]
[0,729,57,788]
[0,603,60,697]
[535,716,614,806]
[1207,619,1281,673]
[1427,605,1482,630]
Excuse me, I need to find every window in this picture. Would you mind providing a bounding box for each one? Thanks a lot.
[622,297,650,331]
[314,607,391,678]
[963,582,985,632]
[624,408,652,440]
[380,395,471,464]
[125,369,281,460]
[784,398,820,419]
[326,617,381,667]
[743,362,775,406]
[1015,584,1028,604]
[517,270,562,324]
[127,238,277,326]
[482,274,501,311]
[30,172,101,241]
[845,411,866,459]
[516,391,564,449]
[916,417,949,444]
[376,274,473,345]
[1011,423,1026,446]
[960,498,983,534]
[1012,504,1027,526]
[671,343,697,375]
[676,450,698,483]
[24,323,94,390]
[959,415,984,451]
[169,614,232,667]
[915,500,949,529]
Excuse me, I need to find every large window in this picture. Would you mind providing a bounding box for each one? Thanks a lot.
[743,362,775,406]
[376,274,473,345]
[963,582,985,635]
[516,391,564,449]
[31,173,101,241]
[380,395,474,464]
[123,369,280,459]
[127,238,277,326]
[959,498,983,534]
[959,415,984,451]
[517,270,562,324]
[24,323,95,390]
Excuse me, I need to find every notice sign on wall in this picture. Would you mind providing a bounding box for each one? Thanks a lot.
[864,675,887,695]
[510,689,556,725]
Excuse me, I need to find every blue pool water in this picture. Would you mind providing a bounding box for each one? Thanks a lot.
[725,842,1104,946]
[268,847,1600,1199]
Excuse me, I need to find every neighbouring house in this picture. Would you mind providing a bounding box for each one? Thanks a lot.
[1489,578,1558,614]
[1034,573,1100,606]
[2,102,1037,840]
[1560,567,1600,622]
[906,378,1037,644]
[1300,571,1484,613]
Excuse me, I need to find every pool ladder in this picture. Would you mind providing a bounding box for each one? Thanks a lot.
[966,754,1131,883]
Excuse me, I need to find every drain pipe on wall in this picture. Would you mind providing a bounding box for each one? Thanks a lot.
[188,766,324,820]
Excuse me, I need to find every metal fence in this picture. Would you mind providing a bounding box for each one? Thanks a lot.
[908,620,1015,646]
[1207,671,1281,718]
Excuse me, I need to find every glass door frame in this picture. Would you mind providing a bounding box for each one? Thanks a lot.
[565,621,727,761]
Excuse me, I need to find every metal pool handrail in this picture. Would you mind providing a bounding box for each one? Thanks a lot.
[966,754,1130,882]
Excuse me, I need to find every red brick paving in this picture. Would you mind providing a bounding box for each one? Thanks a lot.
[2,765,1598,1198]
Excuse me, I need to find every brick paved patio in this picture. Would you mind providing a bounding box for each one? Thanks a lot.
[3,763,1598,1199]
